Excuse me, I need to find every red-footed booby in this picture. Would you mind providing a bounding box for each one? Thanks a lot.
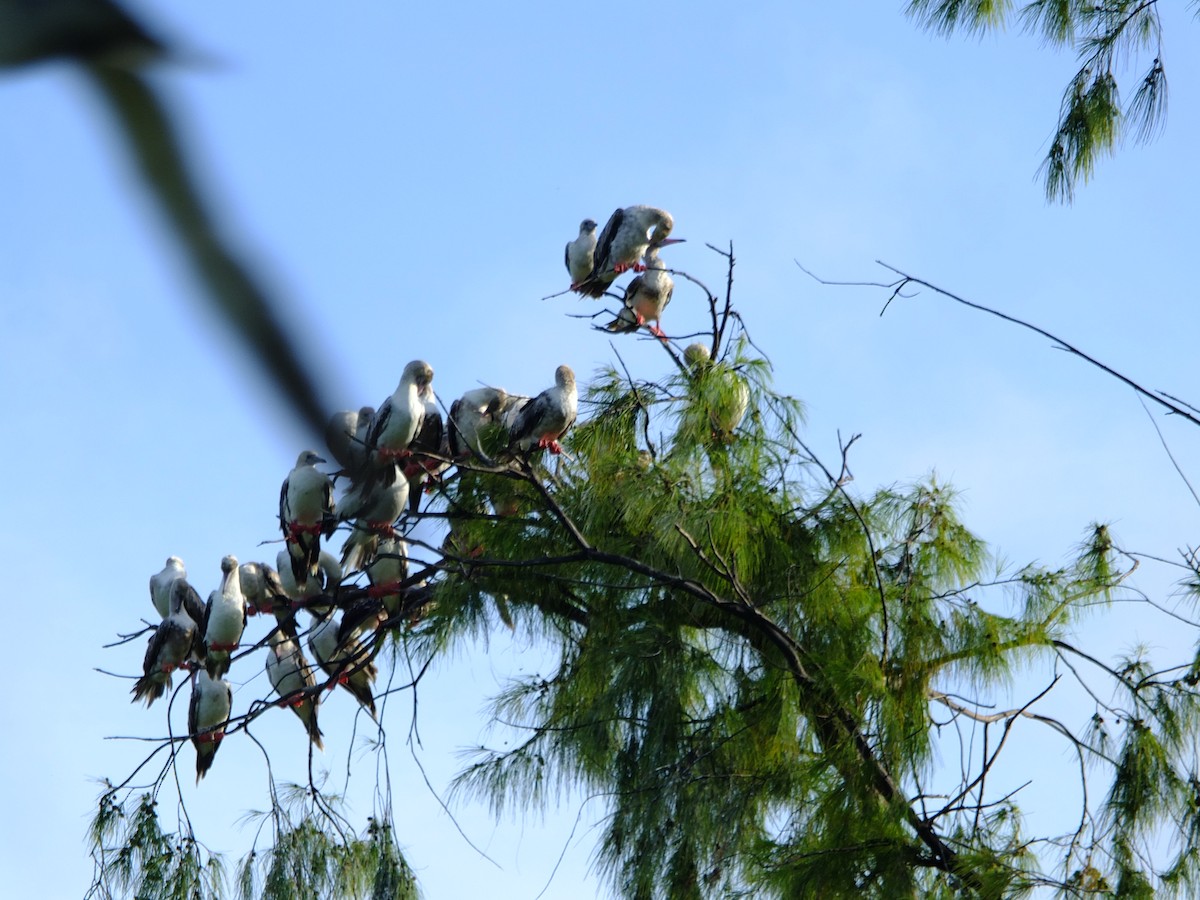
[325,405,375,476]
[266,626,324,750]
[149,556,186,619]
[279,450,336,590]
[605,239,676,340]
[565,218,598,290]
[189,670,232,782]
[203,555,245,679]
[577,206,682,298]
[307,609,378,720]
[339,464,410,572]
[447,386,509,459]
[131,581,198,707]
[368,360,433,465]
[507,365,578,456]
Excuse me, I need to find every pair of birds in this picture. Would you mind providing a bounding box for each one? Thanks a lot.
[136,555,245,782]
[565,205,683,340]
[136,555,246,707]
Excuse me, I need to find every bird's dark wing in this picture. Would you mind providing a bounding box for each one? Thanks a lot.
[591,207,624,275]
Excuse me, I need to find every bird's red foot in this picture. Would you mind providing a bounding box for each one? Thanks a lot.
[245,604,259,617]
[209,641,239,652]
[650,324,666,339]
[633,262,647,273]
[367,581,405,599]
[195,730,225,745]
[613,262,630,274]
[367,520,397,537]
[549,441,563,455]
[378,446,413,461]
[160,662,178,674]
[286,522,322,542]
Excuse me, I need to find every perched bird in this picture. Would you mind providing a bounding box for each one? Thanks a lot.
[265,627,324,751]
[606,239,676,340]
[368,360,433,464]
[339,464,410,572]
[324,405,375,475]
[565,218,598,289]
[189,670,232,783]
[367,535,409,618]
[238,561,288,617]
[507,365,578,455]
[131,581,198,707]
[577,206,682,298]
[203,555,246,679]
[279,450,336,590]
[684,343,750,438]
[149,556,187,619]
[276,548,342,612]
[307,609,378,720]
[447,386,509,459]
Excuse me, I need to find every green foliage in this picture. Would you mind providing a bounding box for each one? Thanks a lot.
[88,785,417,900]
[907,0,1173,201]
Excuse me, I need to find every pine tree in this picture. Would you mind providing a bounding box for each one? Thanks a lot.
[91,248,1200,898]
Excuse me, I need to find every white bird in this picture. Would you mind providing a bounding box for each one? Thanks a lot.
[565,218,598,289]
[307,609,378,720]
[507,365,578,455]
[367,360,433,464]
[238,561,287,617]
[605,240,676,340]
[447,386,509,459]
[204,555,246,679]
[324,405,375,475]
[266,627,323,750]
[684,343,750,438]
[279,450,336,590]
[276,548,342,611]
[149,556,187,619]
[131,581,198,707]
[339,464,410,572]
[189,670,232,783]
[367,536,409,618]
[577,206,682,298]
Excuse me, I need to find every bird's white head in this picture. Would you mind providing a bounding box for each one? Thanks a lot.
[297,449,326,467]
[220,555,239,574]
[402,360,434,391]
[555,365,576,389]
[580,219,597,234]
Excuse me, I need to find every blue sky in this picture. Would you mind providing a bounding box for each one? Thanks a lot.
[2,2,1198,897]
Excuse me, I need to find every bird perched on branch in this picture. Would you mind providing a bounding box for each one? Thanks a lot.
[266,624,323,751]
[368,360,433,467]
[132,580,199,707]
[606,239,677,340]
[279,450,336,590]
[339,463,410,572]
[447,386,509,459]
[324,405,375,476]
[565,218,598,290]
[238,560,288,617]
[507,365,578,456]
[189,670,232,783]
[149,556,186,619]
[308,609,378,720]
[203,555,245,679]
[576,206,682,298]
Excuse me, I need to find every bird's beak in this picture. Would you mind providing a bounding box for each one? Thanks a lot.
[658,238,685,246]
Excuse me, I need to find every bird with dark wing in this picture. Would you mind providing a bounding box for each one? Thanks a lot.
[189,670,232,783]
[506,365,578,456]
[279,450,336,590]
[576,206,682,298]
